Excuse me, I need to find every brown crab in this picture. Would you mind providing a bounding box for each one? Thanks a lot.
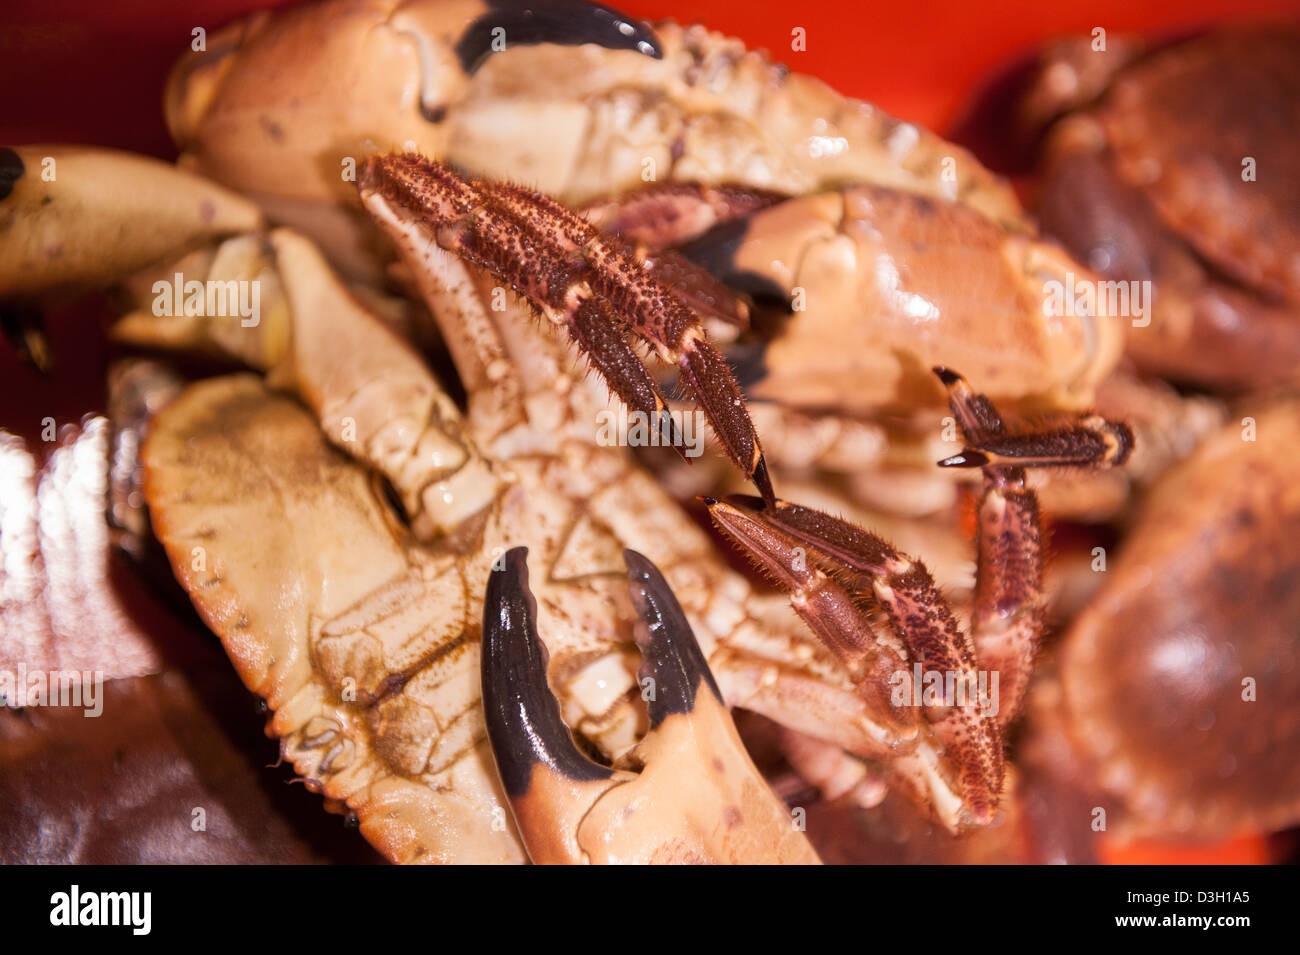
[1018,398,1300,854]
[1025,26,1300,392]
[1,127,1135,858]
[2,0,1166,861]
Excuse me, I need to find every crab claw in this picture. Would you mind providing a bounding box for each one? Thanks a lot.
[482,547,821,864]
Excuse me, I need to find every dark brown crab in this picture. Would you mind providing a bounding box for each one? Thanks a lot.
[1024,26,1300,391]
[1017,398,1300,852]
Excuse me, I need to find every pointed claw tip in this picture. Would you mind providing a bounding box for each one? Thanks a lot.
[699,496,719,506]
[938,450,988,468]
[496,545,528,574]
[621,550,722,724]
[482,543,611,796]
[752,455,776,506]
[621,548,654,580]
[933,366,962,386]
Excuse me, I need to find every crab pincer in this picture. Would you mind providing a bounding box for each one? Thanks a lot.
[481,547,821,864]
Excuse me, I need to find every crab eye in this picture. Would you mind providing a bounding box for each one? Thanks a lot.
[454,0,662,75]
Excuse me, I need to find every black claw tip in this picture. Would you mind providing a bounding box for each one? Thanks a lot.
[938,449,990,468]
[1111,421,1136,467]
[752,455,776,506]
[482,546,613,796]
[623,549,723,726]
[456,0,661,75]
[699,496,719,506]
[933,366,962,386]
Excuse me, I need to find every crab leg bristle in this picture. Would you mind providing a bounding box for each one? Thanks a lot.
[700,497,920,740]
[707,495,1003,825]
[359,154,775,504]
[969,470,1043,726]
[933,366,1130,724]
[934,366,1134,470]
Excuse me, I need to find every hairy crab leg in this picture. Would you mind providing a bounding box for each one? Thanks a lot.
[934,366,1134,725]
[482,546,821,864]
[578,182,787,331]
[358,154,776,504]
[708,368,1137,825]
[706,494,1002,827]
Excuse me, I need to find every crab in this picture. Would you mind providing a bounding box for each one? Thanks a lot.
[1024,26,1300,392]
[9,0,1280,862]
[1,120,1141,859]
[146,0,1238,553]
[1017,398,1300,854]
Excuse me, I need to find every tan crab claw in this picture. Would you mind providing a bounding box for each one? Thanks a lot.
[482,546,821,864]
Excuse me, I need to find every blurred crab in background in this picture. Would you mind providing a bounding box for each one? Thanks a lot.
[2,0,1299,863]
[1023,26,1300,393]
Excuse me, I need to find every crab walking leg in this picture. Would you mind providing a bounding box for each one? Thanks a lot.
[934,367,1135,471]
[963,469,1043,728]
[479,178,771,486]
[580,182,787,251]
[708,496,1002,828]
[358,154,776,504]
[515,180,780,331]
[482,547,821,864]
[703,500,920,743]
[934,366,1134,725]
[577,182,786,332]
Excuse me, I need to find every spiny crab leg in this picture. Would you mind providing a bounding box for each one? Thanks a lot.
[706,493,1003,827]
[358,154,776,504]
[707,367,1136,828]
[934,366,1133,724]
[482,547,820,864]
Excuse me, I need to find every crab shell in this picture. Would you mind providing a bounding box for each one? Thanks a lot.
[1034,27,1300,391]
[161,0,1122,416]
[165,0,1023,221]
[1055,399,1300,840]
